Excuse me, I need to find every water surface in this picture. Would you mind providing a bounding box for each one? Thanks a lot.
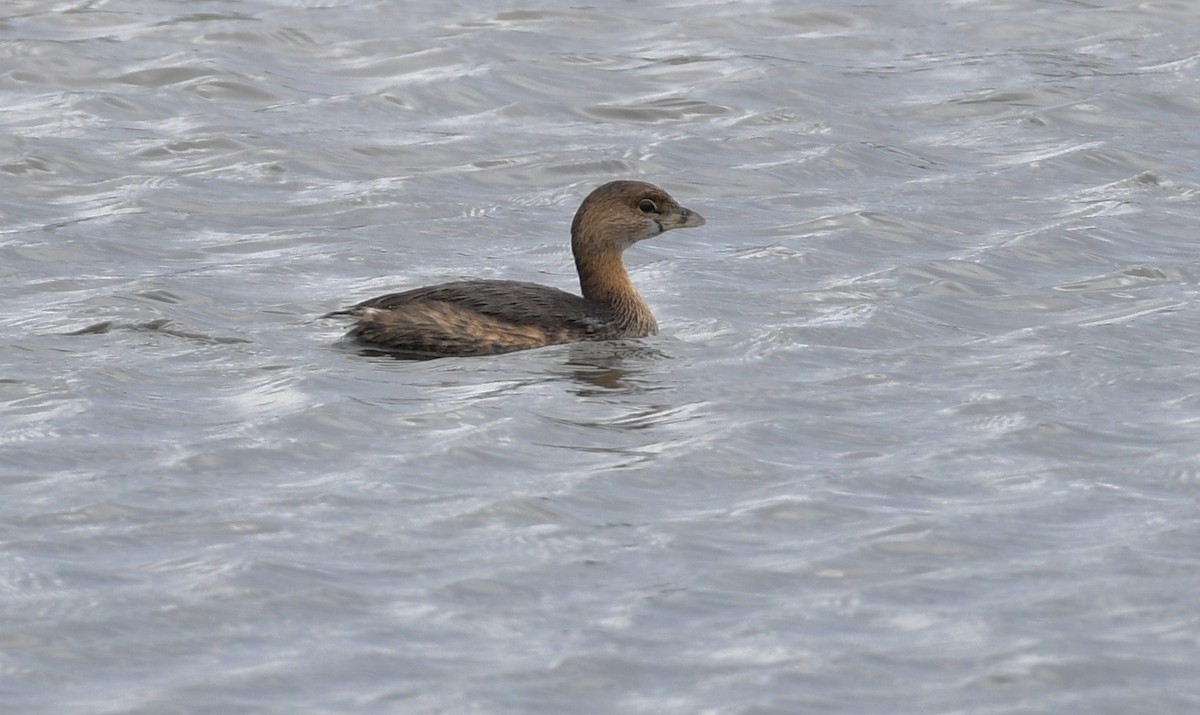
[2,1,1199,713]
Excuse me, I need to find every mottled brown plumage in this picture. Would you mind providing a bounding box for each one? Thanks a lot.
[324,180,705,357]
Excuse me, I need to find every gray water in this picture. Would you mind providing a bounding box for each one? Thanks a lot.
[3,1,1199,713]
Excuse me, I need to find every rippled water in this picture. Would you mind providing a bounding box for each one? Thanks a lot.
[3,1,1199,712]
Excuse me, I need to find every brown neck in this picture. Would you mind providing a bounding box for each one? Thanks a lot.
[575,249,657,335]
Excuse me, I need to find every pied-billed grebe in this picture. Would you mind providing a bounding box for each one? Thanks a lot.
[324,180,705,357]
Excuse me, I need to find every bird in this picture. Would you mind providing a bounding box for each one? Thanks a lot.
[324,180,705,358]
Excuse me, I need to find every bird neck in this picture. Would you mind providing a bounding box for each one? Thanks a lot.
[574,248,657,335]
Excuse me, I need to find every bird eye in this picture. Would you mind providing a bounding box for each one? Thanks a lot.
[638,199,658,213]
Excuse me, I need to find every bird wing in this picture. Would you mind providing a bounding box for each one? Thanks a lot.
[326,280,608,331]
